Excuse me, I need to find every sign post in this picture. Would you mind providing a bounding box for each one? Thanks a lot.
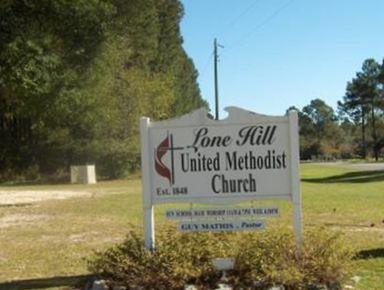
[140,107,302,249]
[140,117,155,250]
[288,111,303,246]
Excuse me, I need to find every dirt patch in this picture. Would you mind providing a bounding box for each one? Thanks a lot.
[68,231,124,244]
[0,213,49,228]
[69,232,98,243]
[343,226,384,233]
[0,190,92,206]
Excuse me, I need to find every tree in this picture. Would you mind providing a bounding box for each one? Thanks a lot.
[0,0,207,180]
[302,99,338,139]
[287,106,318,159]
[300,99,341,159]
[338,78,369,158]
[0,0,113,174]
[339,58,383,160]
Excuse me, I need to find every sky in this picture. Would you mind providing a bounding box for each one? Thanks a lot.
[180,0,384,117]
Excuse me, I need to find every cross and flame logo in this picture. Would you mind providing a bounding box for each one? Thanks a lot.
[154,132,184,186]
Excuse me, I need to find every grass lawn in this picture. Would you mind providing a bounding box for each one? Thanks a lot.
[0,163,383,289]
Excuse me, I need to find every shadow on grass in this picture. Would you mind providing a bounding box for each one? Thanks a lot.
[302,170,384,183]
[0,203,33,208]
[355,248,384,260]
[0,274,93,290]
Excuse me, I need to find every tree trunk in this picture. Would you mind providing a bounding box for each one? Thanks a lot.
[371,103,379,161]
[361,110,366,159]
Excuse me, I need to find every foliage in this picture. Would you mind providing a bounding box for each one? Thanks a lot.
[88,227,352,290]
[290,99,346,160]
[0,0,113,176]
[288,58,384,161]
[234,228,353,289]
[338,58,384,160]
[0,0,207,180]
[88,227,227,289]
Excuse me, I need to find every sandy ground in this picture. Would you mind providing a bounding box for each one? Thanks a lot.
[0,213,49,228]
[0,190,93,228]
[0,190,92,206]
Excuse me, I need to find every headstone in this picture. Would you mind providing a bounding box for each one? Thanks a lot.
[70,165,97,184]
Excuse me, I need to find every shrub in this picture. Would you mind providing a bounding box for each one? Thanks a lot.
[233,228,302,288]
[88,227,231,289]
[233,227,353,289]
[299,228,353,288]
[88,226,353,290]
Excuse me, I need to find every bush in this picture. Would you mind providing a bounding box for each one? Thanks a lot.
[233,228,353,289]
[88,226,353,290]
[88,227,230,289]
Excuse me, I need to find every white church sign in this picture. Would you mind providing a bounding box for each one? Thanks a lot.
[140,107,301,249]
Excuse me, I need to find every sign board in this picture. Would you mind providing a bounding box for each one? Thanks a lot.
[140,107,301,249]
[179,220,265,232]
[166,206,279,220]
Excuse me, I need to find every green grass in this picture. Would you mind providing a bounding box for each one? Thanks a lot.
[0,163,383,289]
